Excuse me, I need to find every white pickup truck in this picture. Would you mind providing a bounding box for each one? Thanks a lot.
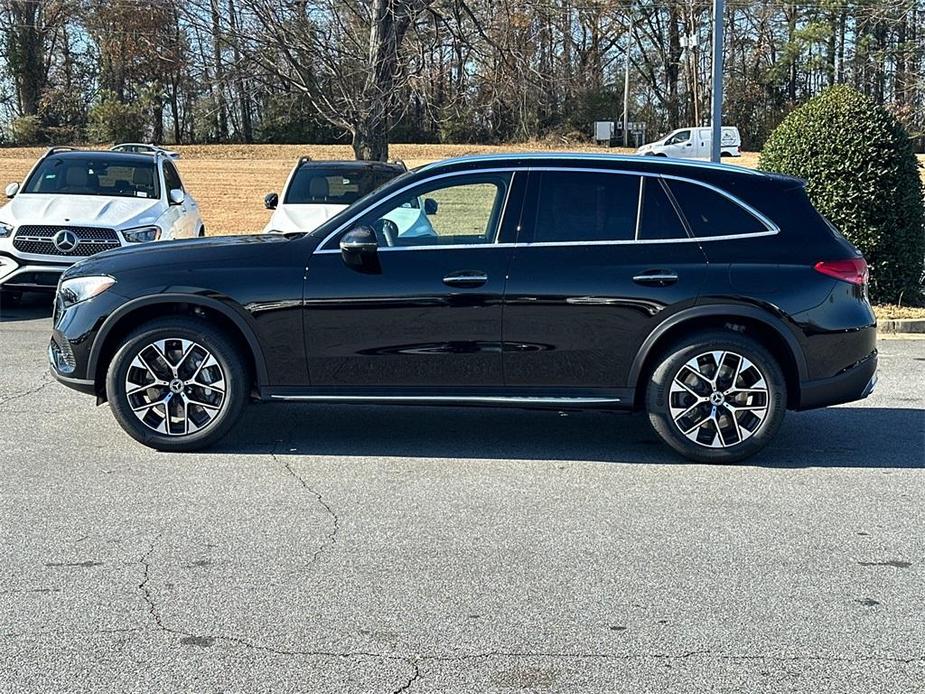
[637,127,742,160]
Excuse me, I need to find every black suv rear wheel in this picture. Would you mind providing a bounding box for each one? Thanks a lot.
[106,317,248,451]
[646,330,787,463]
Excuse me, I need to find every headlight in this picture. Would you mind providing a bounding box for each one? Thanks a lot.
[0,221,13,238]
[58,276,116,308]
[122,226,161,243]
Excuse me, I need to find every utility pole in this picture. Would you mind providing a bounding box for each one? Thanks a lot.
[710,0,725,162]
[623,33,631,147]
[688,1,700,126]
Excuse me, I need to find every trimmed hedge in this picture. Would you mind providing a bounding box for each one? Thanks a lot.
[759,85,925,304]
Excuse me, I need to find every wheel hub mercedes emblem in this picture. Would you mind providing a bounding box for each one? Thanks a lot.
[709,391,725,406]
[52,229,79,253]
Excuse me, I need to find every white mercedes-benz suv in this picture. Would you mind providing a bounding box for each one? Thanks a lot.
[0,147,203,301]
[263,158,430,234]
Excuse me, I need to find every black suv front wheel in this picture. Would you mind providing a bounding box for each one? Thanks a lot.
[106,318,248,451]
[646,331,787,464]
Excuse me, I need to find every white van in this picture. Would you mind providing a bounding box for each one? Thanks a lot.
[636,126,741,160]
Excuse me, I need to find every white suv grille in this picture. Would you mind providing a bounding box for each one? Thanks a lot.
[13,225,121,257]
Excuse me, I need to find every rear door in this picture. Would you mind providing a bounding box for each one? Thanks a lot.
[502,169,708,393]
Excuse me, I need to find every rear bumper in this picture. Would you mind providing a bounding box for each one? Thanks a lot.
[796,350,878,411]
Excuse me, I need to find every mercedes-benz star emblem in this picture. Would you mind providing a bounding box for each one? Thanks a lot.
[52,229,79,253]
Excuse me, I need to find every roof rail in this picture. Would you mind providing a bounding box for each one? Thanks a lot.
[298,155,313,165]
[44,146,79,157]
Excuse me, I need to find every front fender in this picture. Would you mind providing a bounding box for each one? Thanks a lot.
[87,291,270,388]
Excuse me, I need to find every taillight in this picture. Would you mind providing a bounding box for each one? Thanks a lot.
[814,258,868,286]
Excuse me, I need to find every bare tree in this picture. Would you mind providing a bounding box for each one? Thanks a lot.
[224,0,435,159]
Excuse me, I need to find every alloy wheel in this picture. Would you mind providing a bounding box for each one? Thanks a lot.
[124,338,226,436]
[668,350,770,449]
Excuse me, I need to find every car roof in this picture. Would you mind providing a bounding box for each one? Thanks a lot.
[44,150,159,165]
[296,160,405,171]
[415,151,759,175]
[410,151,803,189]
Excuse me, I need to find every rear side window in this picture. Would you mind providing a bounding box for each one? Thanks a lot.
[534,171,640,243]
[666,179,768,238]
[638,178,688,240]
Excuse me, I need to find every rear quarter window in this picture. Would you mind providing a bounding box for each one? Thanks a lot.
[638,178,688,240]
[666,179,769,238]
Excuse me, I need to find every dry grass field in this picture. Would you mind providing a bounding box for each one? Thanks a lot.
[1,143,920,236]
[0,143,768,235]
[1,143,922,317]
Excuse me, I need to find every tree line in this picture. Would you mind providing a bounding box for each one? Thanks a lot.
[1,0,923,160]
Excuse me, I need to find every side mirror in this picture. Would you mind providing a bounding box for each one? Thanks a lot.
[264,192,278,210]
[169,188,185,205]
[5,182,19,198]
[424,198,438,216]
[340,226,379,269]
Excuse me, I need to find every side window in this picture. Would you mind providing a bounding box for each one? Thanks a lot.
[669,130,691,145]
[348,174,511,247]
[163,162,183,193]
[533,171,640,243]
[638,178,688,240]
[666,179,769,238]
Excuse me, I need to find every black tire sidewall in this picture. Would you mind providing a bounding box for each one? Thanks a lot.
[106,318,247,451]
[646,331,787,464]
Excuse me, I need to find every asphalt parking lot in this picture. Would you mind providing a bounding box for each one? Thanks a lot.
[1,294,923,693]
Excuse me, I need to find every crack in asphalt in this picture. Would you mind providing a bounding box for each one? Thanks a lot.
[138,534,420,693]
[0,371,51,408]
[131,461,921,694]
[392,659,420,693]
[270,442,340,565]
[130,540,925,694]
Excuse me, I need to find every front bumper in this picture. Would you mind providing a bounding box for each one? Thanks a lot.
[0,255,69,291]
[797,350,878,411]
[47,287,128,396]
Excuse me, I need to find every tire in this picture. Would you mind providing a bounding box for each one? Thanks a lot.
[645,330,787,464]
[106,317,249,452]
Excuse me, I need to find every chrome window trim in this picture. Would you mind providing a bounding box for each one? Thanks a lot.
[511,230,778,248]
[412,152,766,177]
[634,177,644,241]
[314,243,516,254]
[311,164,778,255]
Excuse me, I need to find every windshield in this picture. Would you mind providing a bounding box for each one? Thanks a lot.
[23,156,160,199]
[306,170,417,238]
[285,166,400,205]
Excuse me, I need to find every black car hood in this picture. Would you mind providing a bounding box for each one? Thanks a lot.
[64,232,319,279]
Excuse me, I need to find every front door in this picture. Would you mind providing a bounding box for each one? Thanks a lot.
[664,129,694,158]
[303,171,523,389]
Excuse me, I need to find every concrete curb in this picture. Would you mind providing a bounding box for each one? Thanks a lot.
[878,318,925,334]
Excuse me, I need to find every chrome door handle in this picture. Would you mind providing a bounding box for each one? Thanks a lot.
[633,270,678,286]
[443,271,488,288]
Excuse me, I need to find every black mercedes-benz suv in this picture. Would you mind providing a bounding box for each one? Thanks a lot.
[49,153,877,463]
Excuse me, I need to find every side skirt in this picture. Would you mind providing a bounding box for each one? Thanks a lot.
[260,387,634,410]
